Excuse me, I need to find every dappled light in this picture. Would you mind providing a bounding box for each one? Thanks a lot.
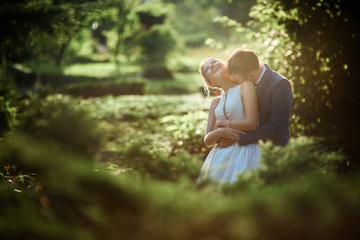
[1,0,360,239]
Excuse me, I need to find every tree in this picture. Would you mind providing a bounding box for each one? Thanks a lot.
[272,0,360,168]
[0,0,100,66]
[204,0,360,169]
[92,0,140,67]
[137,2,177,79]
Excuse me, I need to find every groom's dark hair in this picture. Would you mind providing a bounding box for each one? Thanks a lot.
[226,49,260,77]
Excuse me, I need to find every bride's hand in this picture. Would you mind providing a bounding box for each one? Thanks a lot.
[213,119,227,130]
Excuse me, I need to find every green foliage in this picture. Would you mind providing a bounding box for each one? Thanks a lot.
[166,0,219,47]
[215,0,255,25]
[30,61,202,95]
[111,137,201,181]
[0,66,18,138]
[62,62,141,77]
[161,110,208,154]
[2,1,360,237]
[257,137,343,183]
[62,78,146,97]
[272,0,360,165]
[239,0,360,168]
[95,0,140,64]
[139,24,178,79]
[1,93,360,239]
[163,0,256,47]
[80,94,209,121]
[0,96,16,138]
[223,137,344,193]
[79,95,210,179]
[22,61,147,97]
[17,94,102,158]
[66,29,96,60]
[136,0,169,27]
[0,132,142,240]
[206,0,360,168]
[0,0,101,65]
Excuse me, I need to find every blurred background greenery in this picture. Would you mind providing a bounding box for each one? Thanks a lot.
[1,0,360,239]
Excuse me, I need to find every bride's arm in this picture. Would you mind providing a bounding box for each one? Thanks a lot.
[204,97,242,148]
[214,81,258,131]
[204,97,221,148]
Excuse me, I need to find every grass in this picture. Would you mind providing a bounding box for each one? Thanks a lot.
[27,61,205,95]
[145,72,204,94]
[63,63,204,94]
[63,62,141,78]
[24,47,230,95]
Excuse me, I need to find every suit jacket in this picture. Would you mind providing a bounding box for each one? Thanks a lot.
[239,64,293,146]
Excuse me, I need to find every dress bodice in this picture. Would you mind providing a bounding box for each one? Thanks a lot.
[214,84,246,120]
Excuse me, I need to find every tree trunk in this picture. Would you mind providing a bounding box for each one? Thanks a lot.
[56,40,70,67]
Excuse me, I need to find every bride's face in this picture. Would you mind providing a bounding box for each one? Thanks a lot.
[206,62,230,87]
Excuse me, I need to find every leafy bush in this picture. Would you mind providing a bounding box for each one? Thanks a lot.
[223,137,345,193]
[0,96,17,138]
[211,0,360,169]
[140,24,177,79]
[111,136,201,181]
[1,132,360,240]
[80,94,209,122]
[0,132,143,240]
[79,94,209,181]
[62,79,146,98]
[0,66,18,138]
[17,94,102,158]
[1,93,360,240]
[161,111,209,155]
[36,73,146,97]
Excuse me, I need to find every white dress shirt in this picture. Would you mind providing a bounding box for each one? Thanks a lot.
[255,64,267,85]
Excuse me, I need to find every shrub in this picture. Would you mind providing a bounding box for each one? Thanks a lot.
[37,74,146,97]
[223,137,345,193]
[2,133,360,240]
[1,92,360,240]
[140,24,177,79]
[0,66,18,138]
[0,132,143,240]
[62,79,146,98]
[17,94,102,158]
[109,135,202,181]
[0,96,17,138]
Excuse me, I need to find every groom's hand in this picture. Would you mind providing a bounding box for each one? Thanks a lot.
[217,127,244,148]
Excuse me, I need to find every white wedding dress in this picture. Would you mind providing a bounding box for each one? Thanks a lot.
[198,84,261,186]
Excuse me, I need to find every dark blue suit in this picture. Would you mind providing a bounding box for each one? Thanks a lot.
[239,64,293,146]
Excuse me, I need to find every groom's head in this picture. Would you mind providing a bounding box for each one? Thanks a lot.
[226,49,260,83]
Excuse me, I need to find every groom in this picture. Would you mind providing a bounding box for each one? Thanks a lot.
[219,48,293,147]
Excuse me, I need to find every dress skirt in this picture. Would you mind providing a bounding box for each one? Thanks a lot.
[197,143,261,185]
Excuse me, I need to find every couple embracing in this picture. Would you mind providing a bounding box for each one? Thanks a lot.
[197,49,293,186]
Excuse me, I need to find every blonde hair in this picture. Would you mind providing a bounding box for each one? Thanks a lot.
[199,58,225,96]
[226,49,260,77]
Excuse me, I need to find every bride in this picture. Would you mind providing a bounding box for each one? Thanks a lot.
[197,58,261,186]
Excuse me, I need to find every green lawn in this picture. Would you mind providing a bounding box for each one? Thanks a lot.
[25,47,229,95]
[144,72,204,94]
[63,62,141,78]
[63,63,204,94]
